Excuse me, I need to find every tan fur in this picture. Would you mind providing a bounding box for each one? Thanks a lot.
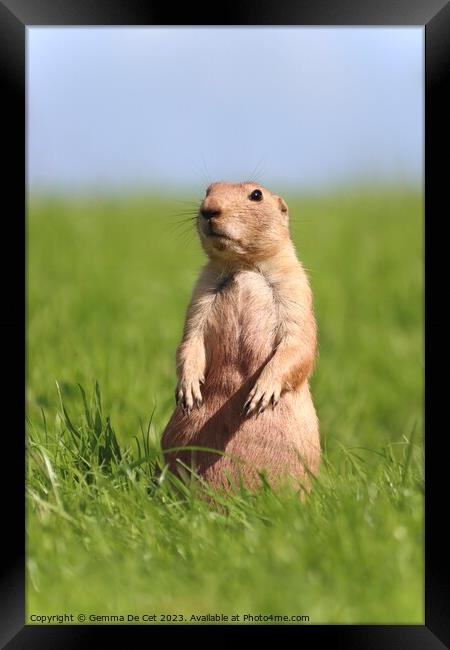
[161,181,321,492]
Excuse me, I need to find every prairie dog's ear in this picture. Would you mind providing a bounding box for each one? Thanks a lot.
[276,196,288,214]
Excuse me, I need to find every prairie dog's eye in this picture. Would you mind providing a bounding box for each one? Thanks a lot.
[249,189,263,201]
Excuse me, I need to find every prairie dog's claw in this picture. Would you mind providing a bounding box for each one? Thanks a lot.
[244,378,282,417]
[176,378,204,413]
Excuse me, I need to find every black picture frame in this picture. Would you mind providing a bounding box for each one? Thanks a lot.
[2,0,448,646]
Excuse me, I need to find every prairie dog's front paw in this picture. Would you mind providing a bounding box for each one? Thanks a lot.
[244,375,282,416]
[175,375,204,412]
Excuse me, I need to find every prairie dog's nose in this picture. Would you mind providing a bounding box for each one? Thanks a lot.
[200,204,221,220]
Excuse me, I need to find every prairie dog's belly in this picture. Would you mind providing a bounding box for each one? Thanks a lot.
[204,271,278,387]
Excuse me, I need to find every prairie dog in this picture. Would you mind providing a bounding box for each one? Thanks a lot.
[161,181,320,492]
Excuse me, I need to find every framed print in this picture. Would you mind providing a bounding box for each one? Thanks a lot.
[1,0,448,646]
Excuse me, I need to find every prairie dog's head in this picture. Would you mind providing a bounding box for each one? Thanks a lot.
[197,181,290,263]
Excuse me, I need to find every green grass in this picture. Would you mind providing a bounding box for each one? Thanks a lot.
[26,189,424,624]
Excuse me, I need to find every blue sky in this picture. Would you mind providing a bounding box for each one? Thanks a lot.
[27,27,423,193]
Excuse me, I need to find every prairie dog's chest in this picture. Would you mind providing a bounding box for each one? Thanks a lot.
[205,270,279,356]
